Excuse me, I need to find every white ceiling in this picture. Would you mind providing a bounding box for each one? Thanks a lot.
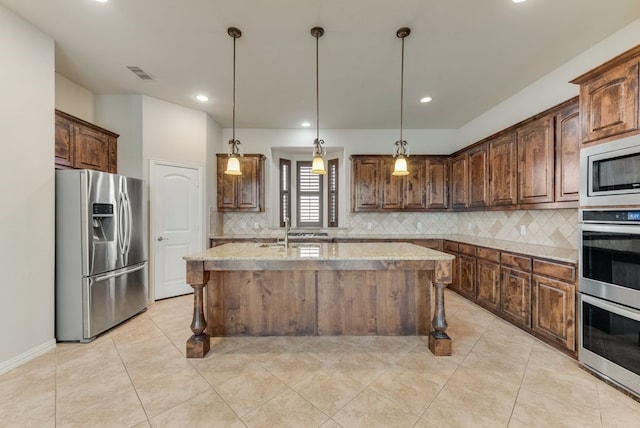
[3,0,640,130]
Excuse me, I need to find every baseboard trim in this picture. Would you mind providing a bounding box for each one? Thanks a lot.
[0,339,57,375]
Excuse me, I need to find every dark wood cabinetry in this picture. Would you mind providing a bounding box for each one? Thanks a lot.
[531,259,576,352]
[442,241,459,294]
[517,114,555,205]
[468,145,489,208]
[217,154,265,212]
[554,102,580,202]
[457,244,477,299]
[488,133,517,206]
[500,253,532,328]
[425,158,449,209]
[476,247,500,312]
[450,153,468,208]
[351,155,447,212]
[571,45,640,144]
[55,110,118,173]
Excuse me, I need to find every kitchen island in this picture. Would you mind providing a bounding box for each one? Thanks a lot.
[184,242,454,358]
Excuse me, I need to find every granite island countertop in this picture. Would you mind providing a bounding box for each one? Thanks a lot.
[208,233,578,263]
[185,241,454,262]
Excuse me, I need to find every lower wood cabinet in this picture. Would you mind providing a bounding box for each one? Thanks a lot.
[476,248,500,312]
[500,266,531,328]
[458,244,477,299]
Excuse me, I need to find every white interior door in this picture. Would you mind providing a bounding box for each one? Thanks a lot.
[150,162,202,300]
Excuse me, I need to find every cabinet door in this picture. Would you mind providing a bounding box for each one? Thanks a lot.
[555,102,580,202]
[73,125,110,172]
[352,158,381,211]
[477,260,500,312]
[500,267,531,327]
[517,115,554,204]
[217,156,238,210]
[580,60,639,143]
[403,157,426,209]
[468,145,489,208]
[458,254,476,300]
[426,158,449,209]
[489,133,517,206]
[450,153,469,208]
[55,114,74,168]
[108,136,118,174]
[237,156,263,210]
[532,274,576,352]
[381,159,403,209]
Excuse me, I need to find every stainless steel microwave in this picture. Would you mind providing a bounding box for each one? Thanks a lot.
[580,134,640,207]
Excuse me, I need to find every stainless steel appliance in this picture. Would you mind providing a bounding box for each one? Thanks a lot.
[55,169,147,341]
[579,208,640,395]
[580,134,640,207]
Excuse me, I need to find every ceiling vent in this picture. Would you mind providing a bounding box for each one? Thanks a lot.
[126,66,153,80]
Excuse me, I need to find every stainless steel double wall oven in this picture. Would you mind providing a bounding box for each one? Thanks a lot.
[579,134,640,395]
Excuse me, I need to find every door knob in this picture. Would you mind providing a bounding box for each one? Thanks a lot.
[157,236,168,241]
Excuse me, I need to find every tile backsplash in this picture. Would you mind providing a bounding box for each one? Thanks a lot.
[218,208,578,250]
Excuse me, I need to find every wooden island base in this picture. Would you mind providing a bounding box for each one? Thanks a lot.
[184,243,453,358]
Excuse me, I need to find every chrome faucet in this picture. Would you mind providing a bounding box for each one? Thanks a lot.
[284,217,290,250]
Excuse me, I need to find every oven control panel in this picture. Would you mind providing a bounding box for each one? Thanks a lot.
[582,210,640,223]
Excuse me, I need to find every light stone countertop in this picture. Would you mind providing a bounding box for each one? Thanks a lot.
[185,241,454,262]
[208,233,578,263]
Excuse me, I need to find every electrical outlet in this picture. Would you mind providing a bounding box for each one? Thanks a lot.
[253,222,260,230]
[417,222,422,231]
[467,222,473,231]
[367,222,372,230]
[520,224,526,236]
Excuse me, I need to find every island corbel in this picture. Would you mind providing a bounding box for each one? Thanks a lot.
[186,260,210,358]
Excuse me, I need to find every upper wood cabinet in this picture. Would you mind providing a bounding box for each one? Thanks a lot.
[571,45,640,144]
[425,158,449,209]
[517,114,555,205]
[55,110,118,173]
[554,101,580,202]
[468,144,489,208]
[488,132,517,206]
[217,154,265,212]
[450,152,469,208]
[351,155,445,212]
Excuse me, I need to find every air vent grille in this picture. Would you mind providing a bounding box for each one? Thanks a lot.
[126,66,153,80]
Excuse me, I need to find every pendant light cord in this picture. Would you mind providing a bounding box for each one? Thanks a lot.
[400,35,404,144]
[316,33,320,142]
[232,34,237,143]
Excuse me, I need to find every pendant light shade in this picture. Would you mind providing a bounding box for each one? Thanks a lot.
[224,27,243,176]
[392,27,411,177]
[310,26,326,175]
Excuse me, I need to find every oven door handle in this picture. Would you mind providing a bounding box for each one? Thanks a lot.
[580,223,640,234]
[582,294,640,322]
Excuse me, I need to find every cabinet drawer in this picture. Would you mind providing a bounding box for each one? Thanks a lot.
[477,247,500,263]
[501,252,531,272]
[533,259,576,283]
[459,243,476,256]
[443,241,459,252]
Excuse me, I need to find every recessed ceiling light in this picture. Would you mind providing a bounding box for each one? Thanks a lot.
[95,0,109,3]
[420,96,433,103]
[301,121,311,127]
[195,95,209,102]
[512,0,527,3]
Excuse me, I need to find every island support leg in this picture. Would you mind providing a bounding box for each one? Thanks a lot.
[186,261,210,358]
[429,260,452,356]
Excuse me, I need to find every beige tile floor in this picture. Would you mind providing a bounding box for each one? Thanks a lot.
[2,290,640,427]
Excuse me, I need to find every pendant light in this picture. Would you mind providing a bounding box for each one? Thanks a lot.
[392,27,411,176]
[310,26,327,175]
[224,27,243,176]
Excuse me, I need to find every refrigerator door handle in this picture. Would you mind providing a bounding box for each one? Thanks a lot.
[93,262,146,282]
[125,191,133,255]
[118,192,127,255]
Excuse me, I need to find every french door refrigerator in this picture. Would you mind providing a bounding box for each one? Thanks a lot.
[55,169,147,341]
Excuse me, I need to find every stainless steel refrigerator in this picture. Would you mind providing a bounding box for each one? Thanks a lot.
[55,169,147,342]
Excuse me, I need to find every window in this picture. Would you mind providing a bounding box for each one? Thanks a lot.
[279,157,338,228]
[328,158,339,227]
[297,161,323,227]
[279,159,291,227]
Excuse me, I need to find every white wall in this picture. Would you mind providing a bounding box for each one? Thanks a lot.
[95,95,144,179]
[0,6,56,373]
[55,73,95,122]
